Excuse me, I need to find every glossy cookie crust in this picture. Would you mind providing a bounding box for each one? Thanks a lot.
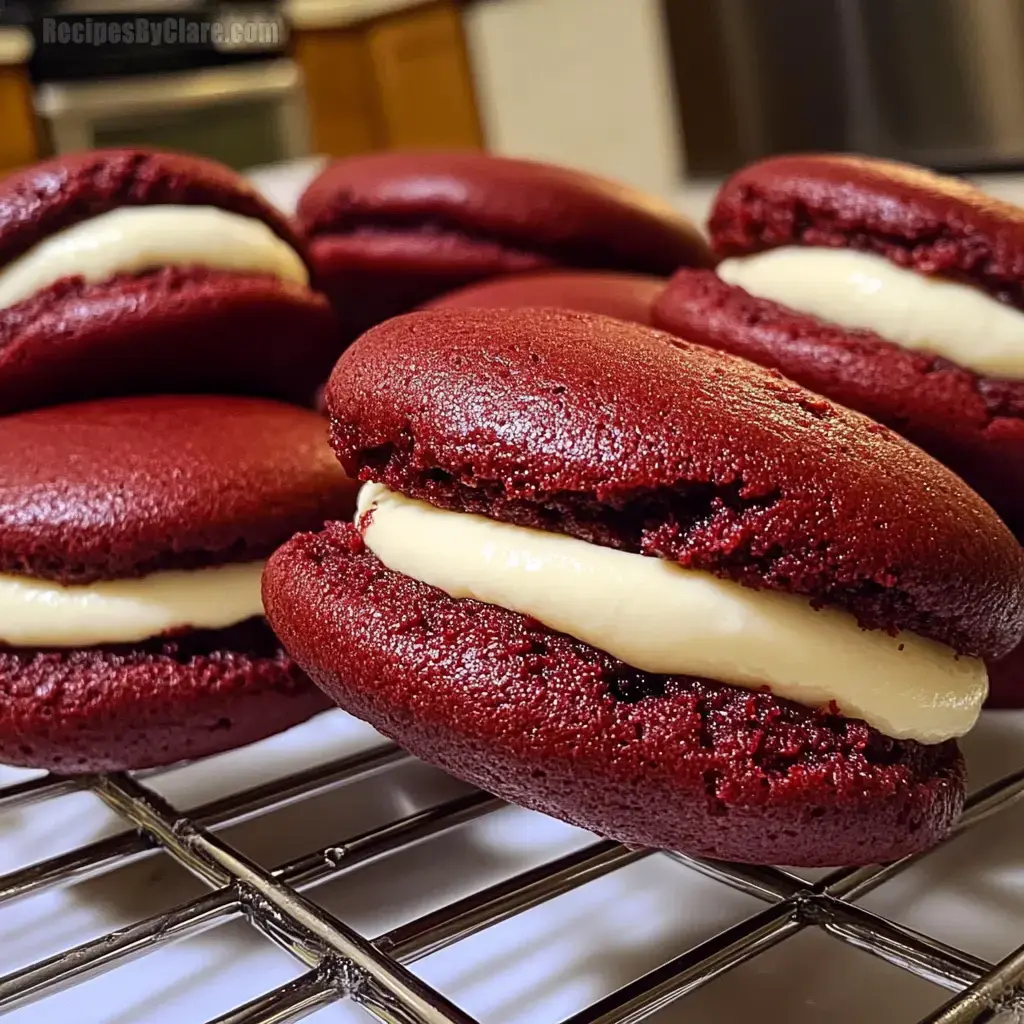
[0,395,356,584]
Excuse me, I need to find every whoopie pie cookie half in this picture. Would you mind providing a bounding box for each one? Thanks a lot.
[0,148,340,414]
[0,396,357,773]
[264,308,1024,866]
[296,151,711,342]
[425,270,666,326]
[653,153,1024,705]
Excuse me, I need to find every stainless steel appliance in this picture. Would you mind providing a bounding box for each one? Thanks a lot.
[27,0,308,170]
[665,0,1024,174]
[35,60,308,170]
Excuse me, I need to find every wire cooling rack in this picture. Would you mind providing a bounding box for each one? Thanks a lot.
[1,708,1024,1024]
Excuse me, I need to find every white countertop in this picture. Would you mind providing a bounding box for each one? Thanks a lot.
[247,156,327,215]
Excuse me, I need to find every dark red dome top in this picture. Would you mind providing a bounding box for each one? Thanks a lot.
[0,395,357,583]
[299,150,712,276]
[326,307,1024,658]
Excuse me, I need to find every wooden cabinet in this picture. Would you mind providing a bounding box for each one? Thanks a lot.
[366,2,482,149]
[293,25,384,157]
[292,0,483,158]
[0,66,40,174]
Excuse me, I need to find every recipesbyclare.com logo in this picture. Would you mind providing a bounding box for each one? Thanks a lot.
[40,12,285,50]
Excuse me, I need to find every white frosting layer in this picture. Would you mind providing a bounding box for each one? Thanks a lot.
[717,247,1024,380]
[0,205,308,310]
[357,484,986,744]
[0,562,266,647]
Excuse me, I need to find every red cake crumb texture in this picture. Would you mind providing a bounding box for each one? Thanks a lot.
[0,268,339,414]
[709,153,1024,308]
[263,525,965,867]
[0,148,304,268]
[424,270,667,325]
[0,619,332,773]
[0,395,358,583]
[653,269,1024,535]
[326,308,1024,659]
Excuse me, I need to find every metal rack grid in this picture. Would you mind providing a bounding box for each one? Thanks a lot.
[0,739,1023,1024]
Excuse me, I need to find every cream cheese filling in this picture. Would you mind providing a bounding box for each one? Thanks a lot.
[357,483,986,744]
[0,205,308,310]
[717,247,1024,380]
[0,561,266,647]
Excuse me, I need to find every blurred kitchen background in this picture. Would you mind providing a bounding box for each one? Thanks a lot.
[3,0,1024,220]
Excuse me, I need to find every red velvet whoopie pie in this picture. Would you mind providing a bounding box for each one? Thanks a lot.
[264,309,1024,866]
[425,269,666,325]
[0,396,357,773]
[656,154,1024,535]
[296,151,710,341]
[653,153,1024,705]
[0,148,340,414]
